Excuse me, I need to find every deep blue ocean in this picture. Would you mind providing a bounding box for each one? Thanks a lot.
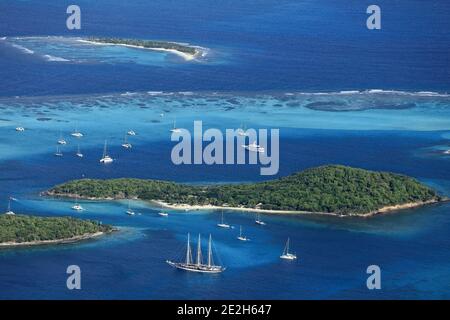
[0,0,450,299]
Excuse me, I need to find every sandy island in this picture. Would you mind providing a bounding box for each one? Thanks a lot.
[0,231,107,248]
[77,39,202,61]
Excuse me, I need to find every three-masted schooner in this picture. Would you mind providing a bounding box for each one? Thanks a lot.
[166,233,225,273]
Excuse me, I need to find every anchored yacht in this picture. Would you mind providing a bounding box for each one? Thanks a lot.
[5,197,15,215]
[217,211,231,228]
[99,140,113,163]
[54,146,63,157]
[122,135,132,149]
[126,200,135,215]
[242,141,265,153]
[71,196,84,211]
[166,234,225,273]
[76,144,83,158]
[237,226,250,241]
[70,123,83,138]
[170,119,181,133]
[280,238,297,260]
[255,212,266,225]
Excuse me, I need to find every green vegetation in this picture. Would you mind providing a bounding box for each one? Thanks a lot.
[46,165,440,215]
[0,215,112,244]
[87,37,199,55]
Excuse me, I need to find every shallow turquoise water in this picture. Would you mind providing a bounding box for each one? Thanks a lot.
[0,92,449,299]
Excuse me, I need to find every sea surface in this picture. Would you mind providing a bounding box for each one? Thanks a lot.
[0,0,449,299]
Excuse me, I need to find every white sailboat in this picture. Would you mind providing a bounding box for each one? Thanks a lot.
[71,195,84,211]
[280,238,297,260]
[166,234,225,273]
[237,226,250,241]
[76,144,83,158]
[158,210,169,217]
[126,200,135,215]
[242,141,265,153]
[127,130,136,136]
[15,126,25,132]
[5,197,15,215]
[170,119,181,133]
[217,211,231,228]
[237,123,248,137]
[99,140,113,163]
[121,135,132,149]
[54,146,63,157]
[57,131,67,145]
[71,123,83,138]
[255,212,266,225]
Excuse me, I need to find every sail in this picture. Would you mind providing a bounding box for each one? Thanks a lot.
[207,234,212,267]
[196,234,202,266]
[186,233,191,264]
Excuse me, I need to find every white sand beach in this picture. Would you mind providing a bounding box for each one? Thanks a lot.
[77,39,199,61]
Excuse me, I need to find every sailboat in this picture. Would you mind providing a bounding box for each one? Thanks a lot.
[237,123,248,137]
[57,131,67,145]
[156,202,169,216]
[158,210,169,217]
[170,119,181,133]
[71,123,83,138]
[71,195,84,211]
[5,197,15,215]
[255,212,266,225]
[217,211,231,228]
[121,135,132,149]
[126,200,135,215]
[99,140,113,163]
[76,144,83,158]
[280,238,297,260]
[54,146,63,157]
[166,234,225,273]
[242,141,265,153]
[127,130,136,136]
[237,226,250,241]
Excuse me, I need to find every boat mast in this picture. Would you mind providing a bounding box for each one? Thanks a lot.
[103,140,107,157]
[186,233,191,264]
[196,234,202,266]
[286,238,290,255]
[207,234,212,267]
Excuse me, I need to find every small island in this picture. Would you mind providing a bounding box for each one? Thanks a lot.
[80,37,203,61]
[0,215,113,248]
[43,165,445,217]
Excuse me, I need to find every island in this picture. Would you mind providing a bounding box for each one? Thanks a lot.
[43,165,445,217]
[0,215,113,248]
[79,37,203,61]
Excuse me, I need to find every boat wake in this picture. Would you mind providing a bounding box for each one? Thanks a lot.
[43,54,70,62]
[10,43,34,54]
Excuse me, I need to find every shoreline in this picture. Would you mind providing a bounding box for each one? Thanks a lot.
[152,199,443,218]
[43,191,445,217]
[0,231,107,248]
[77,39,201,61]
